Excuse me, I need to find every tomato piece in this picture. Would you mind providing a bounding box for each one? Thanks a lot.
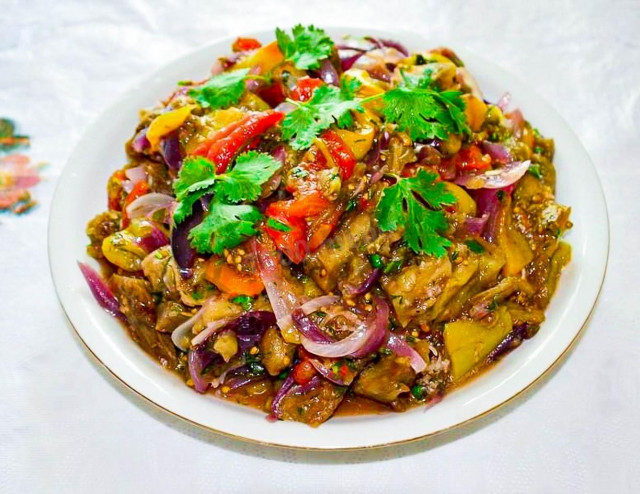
[292,360,316,385]
[320,130,356,179]
[121,180,150,227]
[264,215,308,264]
[232,37,262,52]
[449,144,492,172]
[290,77,323,102]
[266,192,330,219]
[204,260,264,296]
[256,81,285,107]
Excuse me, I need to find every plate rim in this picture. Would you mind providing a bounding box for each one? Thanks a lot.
[48,25,610,451]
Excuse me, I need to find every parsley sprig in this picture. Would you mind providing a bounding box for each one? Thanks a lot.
[276,25,334,70]
[381,71,470,140]
[173,151,281,253]
[376,170,456,257]
[281,78,364,150]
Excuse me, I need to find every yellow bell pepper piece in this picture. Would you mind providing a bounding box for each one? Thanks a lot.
[335,126,375,160]
[462,94,488,132]
[233,41,284,74]
[444,182,477,216]
[146,104,196,150]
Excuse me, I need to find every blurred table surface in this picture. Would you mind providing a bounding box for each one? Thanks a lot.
[1,0,638,492]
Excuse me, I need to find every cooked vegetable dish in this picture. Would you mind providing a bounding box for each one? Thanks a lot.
[81,26,572,426]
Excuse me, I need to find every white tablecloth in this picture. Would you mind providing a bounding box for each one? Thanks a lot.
[1,0,638,492]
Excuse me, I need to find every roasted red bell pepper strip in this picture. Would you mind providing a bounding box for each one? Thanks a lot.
[447,144,491,173]
[232,37,262,52]
[321,129,356,180]
[194,111,284,173]
[266,191,330,219]
[263,214,308,264]
[121,180,150,228]
[290,77,323,102]
[107,170,127,211]
[191,119,245,157]
[256,82,286,107]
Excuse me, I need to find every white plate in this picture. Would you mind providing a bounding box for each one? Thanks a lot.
[48,26,609,450]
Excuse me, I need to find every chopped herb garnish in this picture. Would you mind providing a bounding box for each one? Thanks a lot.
[376,170,456,257]
[231,295,254,310]
[379,347,393,356]
[266,217,292,232]
[383,259,404,274]
[451,250,459,261]
[528,163,543,179]
[346,198,357,212]
[465,239,485,254]
[369,253,384,269]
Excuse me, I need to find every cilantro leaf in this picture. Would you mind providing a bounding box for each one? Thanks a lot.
[381,71,470,141]
[188,68,249,109]
[275,25,334,70]
[282,79,364,150]
[188,203,263,254]
[376,170,456,257]
[173,156,216,200]
[214,151,281,203]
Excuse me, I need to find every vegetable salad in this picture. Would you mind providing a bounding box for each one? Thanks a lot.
[82,26,572,426]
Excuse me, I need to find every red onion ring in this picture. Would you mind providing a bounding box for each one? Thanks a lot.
[385,333,427,373]
[77,262,124,321]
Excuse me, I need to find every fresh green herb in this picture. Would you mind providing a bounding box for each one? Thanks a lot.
[369,253,384,269]
[496,190,505,201]
[451,250,459,261]
[528,163,543,179]
[275,24,334,70]
[376,170,456,257]
[346,198,357,212]
[281,78,364,150]
[465,239,485,254]
[488,296,499,311]
[381,70,470,141]
[379,347,393,356]
[172,153,282,253]
[411,384,426,400]
[231,295,254,310]
[248,362,266,375]
[265,217,292,232]
[383,259,404,274]
[314,310,327,319]
[191,292,203,300]
[533,146,543,154]
[213,151,282,203]
[189,203,262,254]
[415,54,427,65]
[277,369,290,380]
[188,68,250,109]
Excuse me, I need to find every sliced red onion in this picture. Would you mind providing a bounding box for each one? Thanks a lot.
[126,193,174,221]
[292,308,333,344]
[172,306,205,350]
[464,213,489,236]
[188,346,218,393]
[210,58,224,75]
[160,131,183,170]
[271,145,286,165]
[245,65,263,92]
[131,128,150,153]
[252,237,305,328]
[341,268,381,296]
[470,186,514,243]
[171,199,204,276]
[366,37,409,56]
[224,375,265,390]
[190,318,233,347]
[135,223,169,252]
[270,374,296,419]
[486,324,532,363]
[385,333,427,373]
[298,298,389,358]
[507,109,525,138]
[124,165,146,184]
[319,59,340,86]
[77,261,124,320]
[482,141,513,163]
[225,311,277,352]
[339,50,364,71]
[455,160,530,189]
[496,92,511,111]
[276,295,338,332]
